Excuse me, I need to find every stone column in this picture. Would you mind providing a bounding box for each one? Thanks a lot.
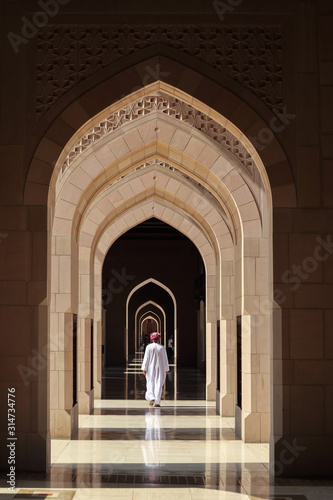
[219,260,236,417]
[50,312,78,439]
[237,238,271,443]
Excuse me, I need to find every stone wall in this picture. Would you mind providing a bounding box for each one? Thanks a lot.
[0,0,332,476]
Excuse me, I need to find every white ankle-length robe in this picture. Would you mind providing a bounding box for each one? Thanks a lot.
[141,342,169,405]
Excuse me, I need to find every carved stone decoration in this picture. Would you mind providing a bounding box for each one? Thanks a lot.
[62,94,254,175]
[36,25,283,117]
[114,159,215,200]
[107,158,233,235]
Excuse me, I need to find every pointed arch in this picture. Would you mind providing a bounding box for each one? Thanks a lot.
[45,79,275,449]
[126,278,177,363]
[135,301,167,350]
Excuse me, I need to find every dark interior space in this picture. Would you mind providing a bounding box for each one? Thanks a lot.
[102,217,205,368]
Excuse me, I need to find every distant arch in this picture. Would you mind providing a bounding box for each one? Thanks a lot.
[135,301,166,349]
[126,278,177,362]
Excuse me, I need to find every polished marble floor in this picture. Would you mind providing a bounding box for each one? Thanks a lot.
[1,355,333,499]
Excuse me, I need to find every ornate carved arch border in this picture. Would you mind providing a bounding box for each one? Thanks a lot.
[25,60,296,210]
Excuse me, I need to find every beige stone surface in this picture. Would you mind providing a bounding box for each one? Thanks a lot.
[244,412,261,443]
[1,4,332,476]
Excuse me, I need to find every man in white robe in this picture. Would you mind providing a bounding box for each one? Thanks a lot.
[141,332,169,407]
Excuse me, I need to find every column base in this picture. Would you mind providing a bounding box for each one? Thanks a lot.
[94,381,102,399]
[50,404,78,439]
[235,408,270,442]
[219,392,234,416]
[206,382,216,401]
[78,389,94,414]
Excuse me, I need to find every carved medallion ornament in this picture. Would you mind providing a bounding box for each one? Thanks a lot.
[62,94,254,175]
[37,25,283,117]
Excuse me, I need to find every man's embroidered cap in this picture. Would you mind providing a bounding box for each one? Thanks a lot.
[150,332,161,341]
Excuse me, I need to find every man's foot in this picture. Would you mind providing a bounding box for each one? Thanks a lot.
[149,400,155,406]
[154,403,160,407]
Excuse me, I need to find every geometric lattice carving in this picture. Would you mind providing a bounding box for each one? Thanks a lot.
[115,158,215,198]
[112,158,214,192]
[37,25,283,117]
[62,94,254,175]
[109,158,231,232]
[138,160,219,202]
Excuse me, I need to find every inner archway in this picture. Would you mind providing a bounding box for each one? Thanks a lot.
[102,218,205,370]
[136,301,165,351]
[141,317,159,336]
[46,80,274,448]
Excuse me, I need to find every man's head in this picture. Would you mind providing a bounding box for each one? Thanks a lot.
[150,332,161,343]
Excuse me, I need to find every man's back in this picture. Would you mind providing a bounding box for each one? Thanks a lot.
[141,333,169,406]
[143,342,168,374]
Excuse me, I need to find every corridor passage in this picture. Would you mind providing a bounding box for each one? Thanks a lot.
[1,356,332,499]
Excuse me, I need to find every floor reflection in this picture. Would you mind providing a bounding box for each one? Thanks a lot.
[1,399,333,498]
[2,356,332,499]
[141,408,166,468]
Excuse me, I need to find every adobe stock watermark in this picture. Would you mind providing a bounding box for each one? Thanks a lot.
[98,62,170,115]
[272,438,306,476]
[17,348,47,386]
[0,233,8,245]
[249,235,333,328]
[102,267,136,306]
[248,106,297,152]
[7,0,70,54]
[17,313,77,386]
[116,63,170,102]
[142,64,170,87]
[213,0,243,22]
[281,235,333,291]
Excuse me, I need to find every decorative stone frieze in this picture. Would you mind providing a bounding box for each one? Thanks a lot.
[62,94,254,175]
[37,25,283,116]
